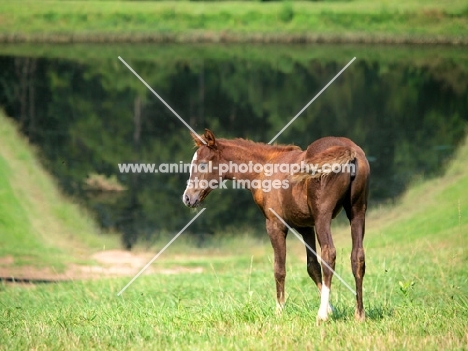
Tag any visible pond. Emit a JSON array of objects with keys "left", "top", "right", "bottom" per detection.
[{"left": 0, "top": 44, "right": 467, "bottom": 247}]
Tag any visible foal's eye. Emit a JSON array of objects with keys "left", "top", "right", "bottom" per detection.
[{"left": 199, "top": 162, "right": 207, "bottom": 171}]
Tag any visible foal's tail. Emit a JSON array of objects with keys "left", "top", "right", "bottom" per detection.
[{"left": 291, "top": 146, "right": 357, "bottom": 182}]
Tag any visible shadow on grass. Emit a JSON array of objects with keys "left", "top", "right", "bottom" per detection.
[
  {"left": 330, "top": 303, "right": 395, "bottom": 322},
  {"left": 0, "top": 277, "right": 67, "bottom": 285}
]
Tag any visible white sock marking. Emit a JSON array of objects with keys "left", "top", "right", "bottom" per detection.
[{"left": 317, "top": 284, "right": 330, "bottom": 321}]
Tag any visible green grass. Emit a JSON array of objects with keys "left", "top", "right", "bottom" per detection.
[
  {"left": 0, "top": 0, "right": 467, "bottom": 43},
  {"left": 0, "top": 231, "right": 466, "bottom": 350},
  {"left": 0, "top": 111, "right": 117, "bottom": 269},
  {"left": 1, "top": 118, "right": 467, "bottom": 348}
]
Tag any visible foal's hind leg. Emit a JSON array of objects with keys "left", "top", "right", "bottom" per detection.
[
  {"left": 344, "top": 193, "right": 367, "bottom": 321},
  {"left": 266, "top": 218, "right": 288, "bottom": 312},
  {"left": 297, "top": 227, "right": 322, "bottom": 291},
  {"left": 348, "top": 211, "right": 366, "bottom": 321},
  {"left": 314, "top": 215, "right": 336, "bottom": 322},
  {"left": 298, "top": 227, "right": 334, "bottom": 317}
]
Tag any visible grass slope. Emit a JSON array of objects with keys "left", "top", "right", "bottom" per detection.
[
  {"left": 0, "top": 111, "right": 116, "bottom": 270},
  {"left": 1, "top": 126, "right": 467, "bottom": 348},
  {"left": 0, "top": 0, "right": 467, "bottom": 43}
]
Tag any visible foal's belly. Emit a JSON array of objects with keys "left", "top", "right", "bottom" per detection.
[{"left": 281, "top": 182, "right": 315, "bottom": 227}]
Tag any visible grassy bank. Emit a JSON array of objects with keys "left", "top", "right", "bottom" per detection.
[
  {"left": 0, "top": 111, "right": 116, "bottom": 270},
  {"left": 1, "top": 126, "right": 467, "bottom": 348},
  {"left": 0, "top": 0, "right": 467, "bottom": 44}
]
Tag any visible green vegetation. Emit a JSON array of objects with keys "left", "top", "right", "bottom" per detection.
[
  {"left": 0, "top": 111, "right": 116, "bottom": 269},
  {"left": 1, "top": 120, "right": 467, "bottom": 349},
  {"left": 1, "top": 42, "right": 468, "bottom": 64},
  {"left": 0, "top": 0, "right": 467, "bottom": 43},
  {"left": 1, "top": 44, "right": 467, "bottom": 240}
]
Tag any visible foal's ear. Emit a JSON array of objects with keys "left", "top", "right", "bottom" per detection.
[
  {"left": 190, "top": 131, "right": 205, "bottom": 147},
  {"left": 204, "top": 129, "right": 217, "bottom": 149}
]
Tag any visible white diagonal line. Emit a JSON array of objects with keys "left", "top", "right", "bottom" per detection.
[
  {"left": 269, "top": 208, "right": 356, "bottom": 295},
  {"left": 268, "top": 57, "right": 356, "bottom": 144},
  {"left": 118, "top": 56, "right": 206, "bottom": 145},
  {"left": 117, "top": 208, "right": 206, "bottom": 296}
]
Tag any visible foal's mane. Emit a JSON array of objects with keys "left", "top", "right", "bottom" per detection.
[{"left": 219, "top": 138, "right": 301, "bottom": 153}]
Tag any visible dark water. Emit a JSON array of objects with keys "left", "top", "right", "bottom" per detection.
[{"left": 1, "top": 44, "right": 467, "bottom": 247}]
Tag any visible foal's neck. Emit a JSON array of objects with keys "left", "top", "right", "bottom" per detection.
[{"left": 218, "top": 139, "right": 283, "bottom": 181}]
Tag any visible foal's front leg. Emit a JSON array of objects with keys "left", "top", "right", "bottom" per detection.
[{"left": 266, "top": 218, "right": 288, "bottom": 312}]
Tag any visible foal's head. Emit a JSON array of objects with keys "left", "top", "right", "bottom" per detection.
[{"left": 182, "top": 129, "right": 222, "bottom": 208}]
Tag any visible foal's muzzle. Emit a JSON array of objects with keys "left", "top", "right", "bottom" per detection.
[{"left": 182, "top": 191, "right": 204, "bottom": 208}]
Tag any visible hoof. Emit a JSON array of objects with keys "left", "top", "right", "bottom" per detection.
[
  {"left": 316, "top": 314, "right": 329, "bottom": 325},
  {"left": 316, "top": 309, "right": 330, "bottom": 325},
  {"left": 355, "top": 310, "right": 366, "bottom": 322},
  {"left": 275, "top": 302, "right": 284, "bottom": 315}
]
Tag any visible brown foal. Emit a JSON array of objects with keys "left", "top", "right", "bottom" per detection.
[{"left": 182, "top": 129, "right": 370, "bottom": 322}]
